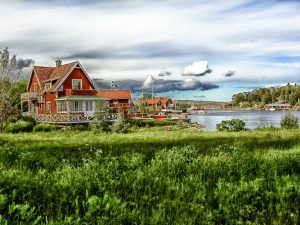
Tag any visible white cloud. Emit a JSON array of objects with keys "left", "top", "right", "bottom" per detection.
[
  {"left": 183, "top": 61, "right": 211, "bottom": 76},
  {"left": 143, "top": 75, "right": 155, "bottom": 88}
]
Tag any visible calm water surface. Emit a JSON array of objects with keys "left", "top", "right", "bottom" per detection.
[{"left": 188, "top": 110, "right": 300, "bottom": 131}]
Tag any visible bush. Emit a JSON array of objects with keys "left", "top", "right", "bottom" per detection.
[
  {"left": 5, "top": 120, "right": 34, "bottom": 133},
  {"left": 21, "top": 116, "right": 36, "bottom": 126},
  {"left": 280, "top": 111, "right": 299, "bottom": 129},
  {"left": 33, "top": 124, "right": 58, "bottom": 132},
  {"left": 89, "top": 100, "right": 112, "bottom": 132},
  {"left": 73, "top": 124, "right": 89, "bottom": 131},
  {"left": 216, "top": 119, "right": 246, "bottom": 132},
  {"left": 128, "top": 119, "right": 176, "bottom": 127},
  {"left": 112, "top": 113, "right": 130, "bottom": 133}
]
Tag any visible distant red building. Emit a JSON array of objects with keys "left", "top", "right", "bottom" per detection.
[{"left": 97, "top": 90, "right": 133, "bottom": 112}]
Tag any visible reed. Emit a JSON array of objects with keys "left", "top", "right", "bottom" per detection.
[{"left": 0, "top": 129, "right": 299, "bottom": 224}]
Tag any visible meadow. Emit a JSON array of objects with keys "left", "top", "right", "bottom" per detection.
[{"left": 0, "top": 127, "right": 300, "bottom": 224}]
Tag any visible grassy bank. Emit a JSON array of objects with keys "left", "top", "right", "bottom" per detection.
[{"left": 0, "top": 129, "right": 300, "bottom": 224}]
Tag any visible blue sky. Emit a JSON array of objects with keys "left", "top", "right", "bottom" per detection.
[{"left": 1, "top": 0, "right": 300, "bottom": 101}]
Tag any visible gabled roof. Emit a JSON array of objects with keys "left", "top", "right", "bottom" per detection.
[
  {"left": 97, "top": 90, "right": 132, "bottom": 99},
  {"left": 160, "top": 97, "right": 171, "bottom": 104},
  {"left": 146, "top": 98, "right": 161, "bottom": 105},
  {"left": 28, "top": 61, "right": 96, "bottom": 93}
]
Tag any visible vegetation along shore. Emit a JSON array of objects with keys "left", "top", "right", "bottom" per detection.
[{"left": 1, "top": 124, "right": 300, "bottom": 224}]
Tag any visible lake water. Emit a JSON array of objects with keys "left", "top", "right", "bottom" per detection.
[{"left": 188, "top": 110, "right": 300, "bottom": 131}]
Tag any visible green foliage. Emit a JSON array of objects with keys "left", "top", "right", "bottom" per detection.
[
  {"left": 0, "top": 47, "right": 24, "bottom": 132},
  {"left": 5, "top": 120, "right": 34, "bottom": 133},
  {"left": 281, "top": 111, "right": 299, "bottom": 129},
  {"left": 73, "top": 124, "right": 89, "bottom": 131},
  {"left": 9, "top": 80, "right": 27, "bottom": 110},
  {"left": 89, "top": 100, "right": 112, "bottom": 132},
  {"left": 21, "top": 115, "right": 36, "bottom": 126},
  {"left": 1, "top": 130, "right": 300, "bottom": 223},
  {"left": 179, "top": 103, "right": 191, "bottom": 110},
  {"left": 216, "top": 119, "right": 246, "bottom": 132},
  {"left": 128, "top": 118, "right": 176, "bottom": 127},
  {"left": 112, "top": 113, "right": 130, "bottom": 133},
  {"left": 33, "top": 123, "right": 58, "bottom": 132},
  {"left": 232, "top": 83, "right": 300, "bottom": 106}
]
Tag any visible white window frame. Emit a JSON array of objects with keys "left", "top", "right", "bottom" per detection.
[
  {"left": 46, "top": 101, "right": 51, "bottom": 113},
  {"left": 70, "top": 101, "right": 83, "bottom": 112},
  {"left": 34, "top": 83, "right": 38, "bottom": 92},
  {"left": 72, "top": 79, "right": 82, "bottom": 90},
  {"left": 85, "top": 100, "right": 93, "bottom": 112},
  {"left": 45, "top": 82, "right": 51, "bottom": 91},
  {"left": 56, "top": 101, "right": 67, "bottom": 113}
]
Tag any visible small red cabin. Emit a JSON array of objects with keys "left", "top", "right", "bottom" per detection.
[{"left": 97, "top": 90, "right": 133, "bottom": 113}]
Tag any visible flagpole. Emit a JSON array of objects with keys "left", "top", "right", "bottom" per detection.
[{"left": 152, "top": 78, "right": 154, "bottom": 111}]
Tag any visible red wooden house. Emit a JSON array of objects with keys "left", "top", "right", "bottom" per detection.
[
  {"left": 97, "top": 90, "right": 133, "bottom": 113},
  {"left": 21, "top": 60, "right": 103, "bottom": 123}
]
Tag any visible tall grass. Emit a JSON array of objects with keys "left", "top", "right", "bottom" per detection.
[{"left": 0, "top": 129, "right": 300, "bottom": 224}]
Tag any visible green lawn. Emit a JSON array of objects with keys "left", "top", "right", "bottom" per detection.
[{"left": 0, "top": 129, "right": 300, "bottom": 224}]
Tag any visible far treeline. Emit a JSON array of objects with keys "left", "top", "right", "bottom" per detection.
[{"left": 232, "top": 83, "right": 300, "bottom": 106}]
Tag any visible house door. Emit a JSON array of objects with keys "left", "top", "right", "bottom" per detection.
[{"left": 84, "top": 101, "right": 94, "bottom": 118}]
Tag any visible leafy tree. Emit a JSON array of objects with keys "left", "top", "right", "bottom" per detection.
[
  {"left": 216, "top": 119, "right": 246, "bottom": 132},
  {"left": 112, "top": 112, "right": 130, "bottom": 133},
  {"left": 0, "top": 47, "right": 23, "bottom": 132},
  {"left": 232, "top": 83, "right": 300, "bottom": 106},
  {"left": 89, "top": 100, "right": 111, "bottom": 132},
  {"left": 280, "top": 111, "right": 299, "bottom": 129}
]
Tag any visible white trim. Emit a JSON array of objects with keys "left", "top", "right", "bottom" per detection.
[
  {"left": 27, "top": 67, "right": 41, "bottom": 90},
  {"left": 46, "top": 101, "right": 51, "bottom": 113},
  {"left": 72, "top": 79, "right": 82, "bottom": 90},
  {"left": 53, "top": 61, "right": 97, "bottom": 92},
  {"left": 76, "top": 61, "right": 97, "bottom": 90},
  {"left": 52, "top": 62, "right": 78, "bottom": 92},
  {"left": 33, "top": 83, "right": 38, "bottom": 92}
]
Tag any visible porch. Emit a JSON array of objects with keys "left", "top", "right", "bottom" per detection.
[{"left": 30, "top": 112, "right": 118, "bottom": 124}]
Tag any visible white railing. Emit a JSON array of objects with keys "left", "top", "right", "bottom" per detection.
[
  {"left": 33, "top": 113, "right": 119, "bottom": 124},
  {"left": 21, "top": 92, "right": 37, "bottom": 100}
]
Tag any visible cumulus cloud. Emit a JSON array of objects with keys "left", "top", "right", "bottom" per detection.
[
  {"left": 158, "top": 70, "right": 172, "bottom": 76},
  {"left": 94, "top": 78, "right": 219, "bottom": 93},
  {"left": 143, "top": 75, "right": 155, "bottom": 88},
  {"left": 17, "top": 58, "right": 34, "bottom": 70},
  {"left": 183, "top": 61, "right": 212, "bottom": 76},
  {"left": 224, "top": 70, "right": 236, "bottom": 77}
]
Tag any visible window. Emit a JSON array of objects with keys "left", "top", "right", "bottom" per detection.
[
  {"left": 85, "top": 101, "right": 93, "bottom": 111},
  {"left": 70, "top": 101, "right": 83, "bottom": 112},
  {"left": 45, "top": 82, "right": 51, "bottom": 91},
  {"left": 34, "top": 83, "right": 38, "bottom": 92},
  {"left": 72, "top": 79, "right": 82, "bottom": 90},
  {"left": 58, "top": 85, "right": 63, "bottom": 91},
  {"left": 46, "top": 102, "right": 51, "bottom": 113},
  {"left": 56, "top": 101, "right": 67, "bottom": 112}
]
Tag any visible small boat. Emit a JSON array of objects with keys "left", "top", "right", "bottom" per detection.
[
  {"left": 269, "top": 107, "right": 276, "bottom": 112},
  {"left": 153, "top": 114, "right": 167, "bottom": 119},
  {"left": 187, "top": 106, "right": 206, "bottom": 115},
  {"left": 189, "top": 110, "right": 206, "bottom": 115}
]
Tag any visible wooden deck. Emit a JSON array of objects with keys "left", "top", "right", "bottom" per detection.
[{"left": 29, "top": 113, "right": 119, "bottom": 124}]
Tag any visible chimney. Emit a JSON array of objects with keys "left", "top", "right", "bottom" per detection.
[{"left": 55, "top": 59, "right": 62, "bottom": 67}]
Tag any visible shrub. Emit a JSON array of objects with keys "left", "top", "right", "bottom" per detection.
[
  {"left": 89, "top": 100, "right": 112, "bottom": 132},
  {"left": 5, "top": 120, "right": 34, "bottom": 133},
  {"left": 73, "top": 124, "right": 89, "bottom": 131},
  {"left": 280, "top": 111, "right": 299, "bottom": 129},
  {"left": 128, "top": 119, "right": 176, "bottom": 127},
  {"left": 33, "top": 124, "right": 58, "bottom": 132},
  {"left": 112, "top": 113, "right": 130, "bottom": 133},
  {"left": 21, "top": 116, "right": 36, "bottom": 126},
  {"left": 216, "top": 119, "right": 246, "bottom": 132}
]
